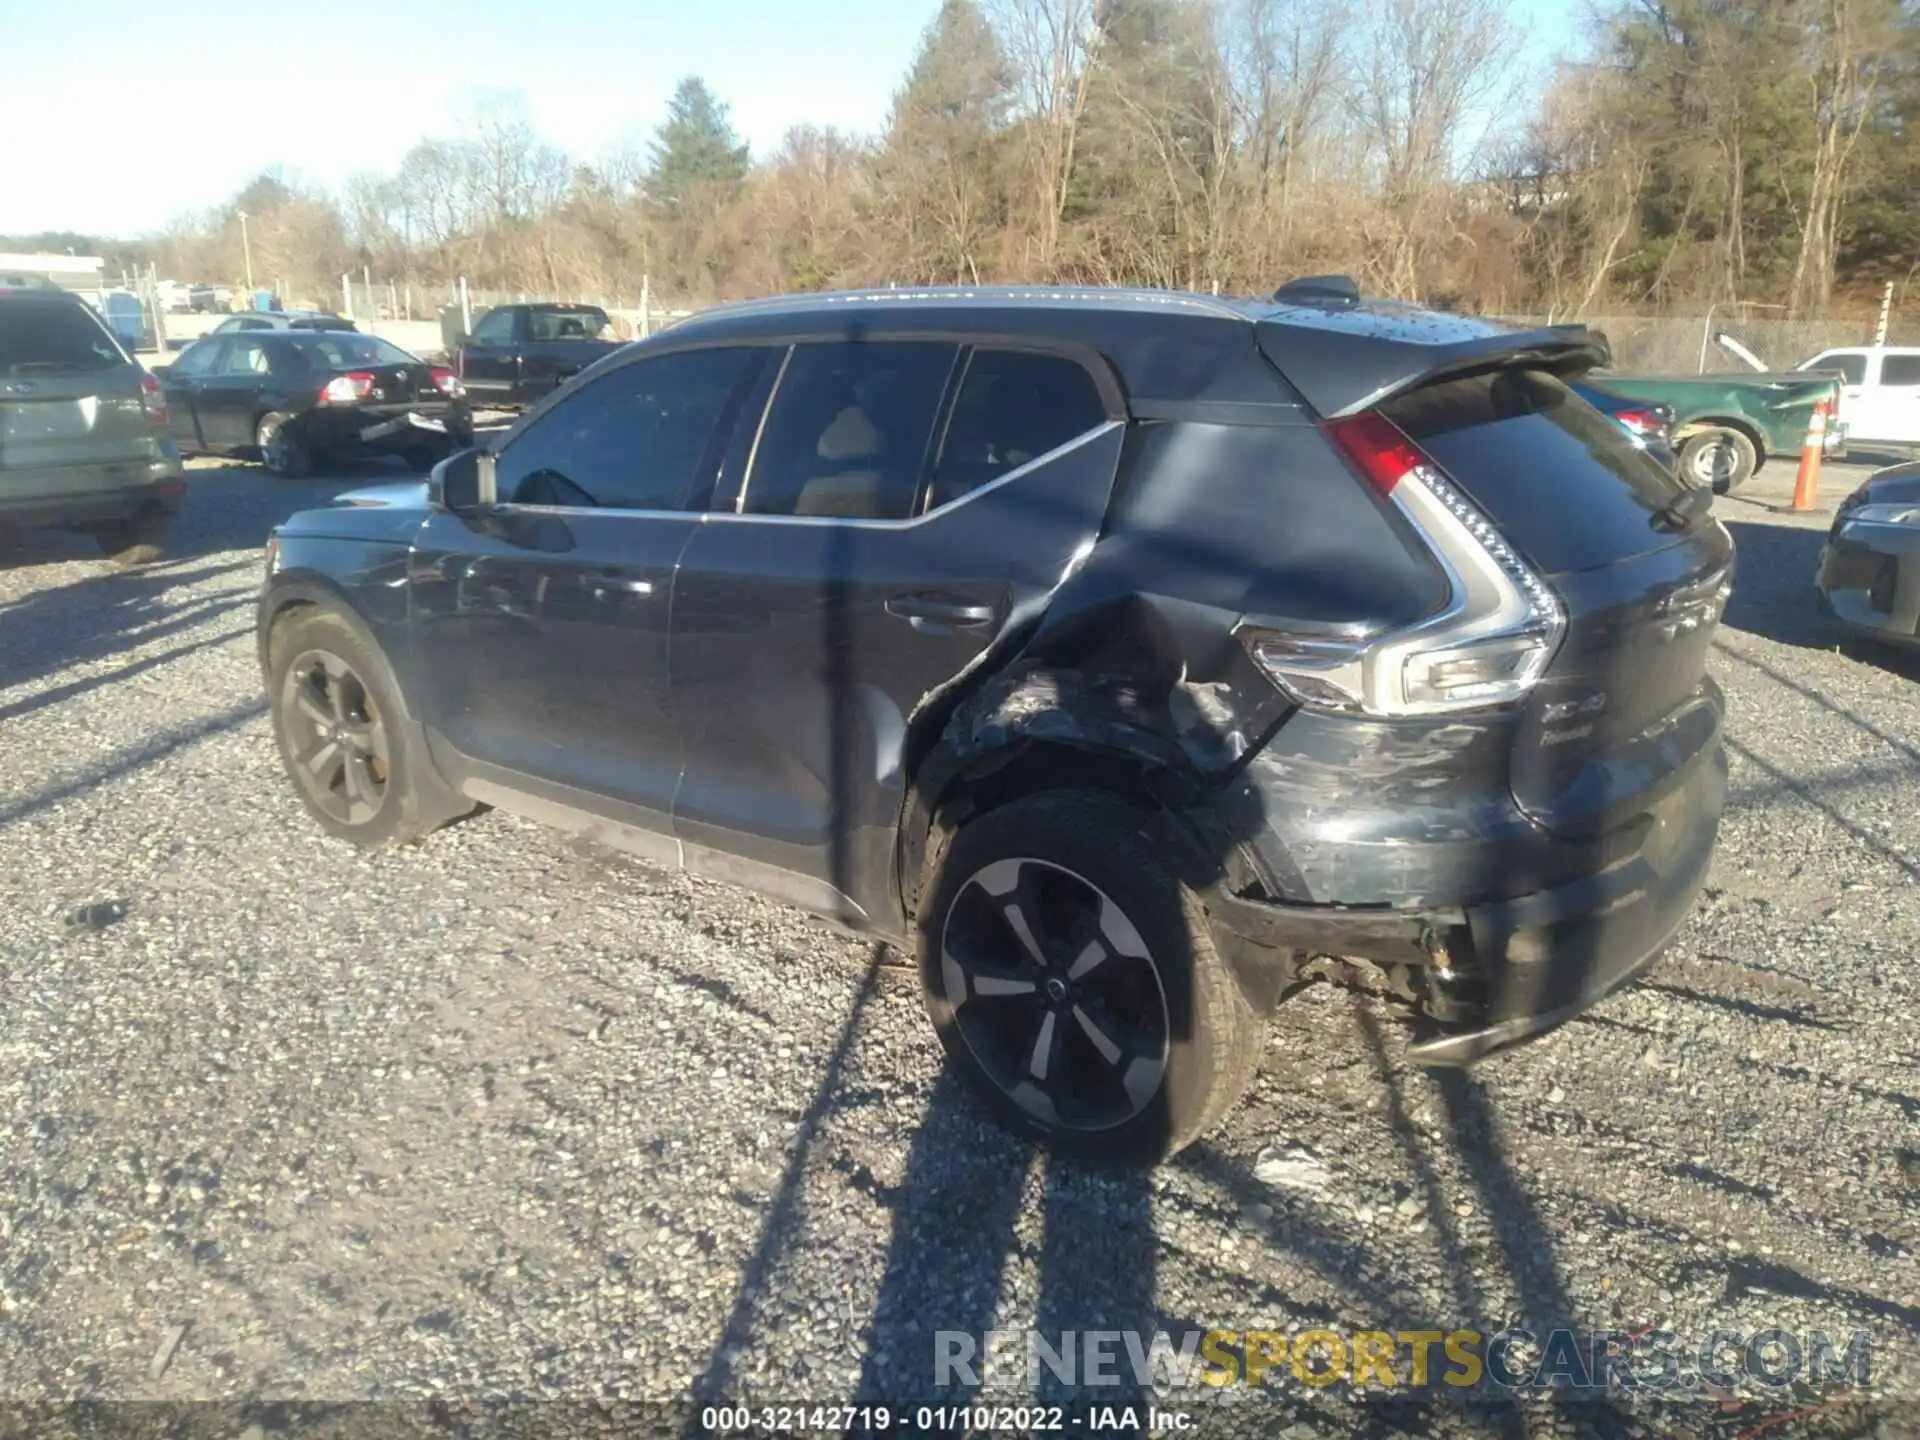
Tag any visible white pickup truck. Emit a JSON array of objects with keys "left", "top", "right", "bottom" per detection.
[{"left": 1797, "top": 345, "right": 1920, "bottom": 451}]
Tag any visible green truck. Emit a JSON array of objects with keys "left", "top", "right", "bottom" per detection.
[{"left": 1590, "top": 368, "right": 1843, "bottom": 492}]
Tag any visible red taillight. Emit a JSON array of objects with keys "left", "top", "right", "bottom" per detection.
[
  {"left": 1323, "top": 411, "right": 1423, "bottom": 495},
  {"left": 430, "top": 365, "right": 464, "bottom": 399},
  {"left": 319, "top": 371, "right": 376, "bottom": 405},
  {"left": 139, "top": 371, "right": 167, "bottom": 426},
  {"left": 1615, "top": 408, "right": 1660, "bottom": 435}
]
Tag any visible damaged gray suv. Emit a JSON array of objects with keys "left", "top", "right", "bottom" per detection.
[{"left": 259, "top": 279, "right": 1732, "bottom": 1163}]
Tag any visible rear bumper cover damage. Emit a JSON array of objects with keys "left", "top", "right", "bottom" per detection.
[
  {"left": 1203, "top": 737, "right": 1727, "bottom": 1066},
  {"left": 311, "top": 402, "right": 473, "bottom": 453}
]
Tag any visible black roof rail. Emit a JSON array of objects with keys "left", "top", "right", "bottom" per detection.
[{"left": 1271, "top": 274, "right": 1360, "bottom": 308}]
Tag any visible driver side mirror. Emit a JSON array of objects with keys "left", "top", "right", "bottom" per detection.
[{"left": 429, "top": 446, "right": 497, "bottom": 514}]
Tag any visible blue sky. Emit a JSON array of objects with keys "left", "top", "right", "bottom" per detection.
[{"left": 0, "top": 0, "right": 1581, "bottom": 239}]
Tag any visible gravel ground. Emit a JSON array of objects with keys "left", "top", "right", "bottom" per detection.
[{"left": 0, "top": 453, "right": 1916, "bottom": 1439}]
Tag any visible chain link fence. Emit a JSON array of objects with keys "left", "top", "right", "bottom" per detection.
[
  {"left": 1504, "top": 314, "right": 1919, "bottom": 374},
  {"left": 169, "top": 274, "right": 1920, "bottom": 373}
]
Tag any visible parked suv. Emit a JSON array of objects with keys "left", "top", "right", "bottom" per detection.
[
  {"left": 1, "top": 290, "right": 185, "bottom": 564},
  {"left": 258, "top": 281, "right": 1732, "bottom": 1162}
]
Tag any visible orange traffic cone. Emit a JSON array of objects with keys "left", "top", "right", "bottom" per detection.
[{"left": 1791, "top": 397, "right": 1829, "bottom": 511}]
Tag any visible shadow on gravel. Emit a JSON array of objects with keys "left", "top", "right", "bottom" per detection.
[
  {"left": 1718, "top": 519, "right": 1830, "bottom": 648},
  {"left": 0, "top": 625, "right": 253, "bottom": 727},
  {"left": 1715, "top": 637, "right": 1920, "bottom": 762},
  {"left": 0, "top": 695, "right": 266, "bottom": 830},
  {"left": 1723, "top": 735, "right": 1920, "bottom": 884},
  {"left": 0, "top": 559, "right": 256, "bottom": 697},
  {"left": 0, "top": 461, "right": 397, "bottom": 574},
  {"left": 685, "top": 947, "right": 888, "bottom": 1425},
  {"left": 844, "top": 1067, "right": 1160, "bottom": 1417}
]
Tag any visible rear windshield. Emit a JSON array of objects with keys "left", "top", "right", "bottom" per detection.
[
  {"left": 0, "top": 299, "right": 126, "bottom": 375},
  {"left": 529, "top": 308, "right": 610, "bottom": 342},
  {"left": 1383, "top": 368, "right": 1688, "bottom": 575},
  {"left": 285, "top": 333, "right": 418, "bottom": 369}
]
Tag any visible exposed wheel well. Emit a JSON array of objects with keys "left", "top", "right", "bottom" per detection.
[{"left": 904, "top": 739, "right": 1235, "bottom": 920}]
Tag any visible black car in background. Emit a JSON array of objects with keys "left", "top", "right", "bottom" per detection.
[
  {"left": 452, "top": 302, "right": 624, "bottom": 407},
  {"left": 259, "top": 281, "right": 1732, "bottom": 1163},
  {"left": 1572, "top": 378, "right": 1678, "bottom": 474},
  {"left": 160, "top": 330, "right": 472, "bottom": 476},
  {"left": 208, "top": 310, "right": 359, "bottom": 335}
]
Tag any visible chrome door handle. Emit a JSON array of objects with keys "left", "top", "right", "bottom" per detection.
[
  {"left": 584, "top": 574, "right": 655, "bottom": 598},
  {"left": 885, "top": 593, "right": 995, "bottom": 628}
]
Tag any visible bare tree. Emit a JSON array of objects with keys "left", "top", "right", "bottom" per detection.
[
  {"left": 1351, "top": 0, "right": 1518, "bottom": 298},
  {"left": 989, "top": 0, "right": 1107, "bottom": 273},
  {"left": 1784, "top": 0, "right": 1900, "bottom": 316}
]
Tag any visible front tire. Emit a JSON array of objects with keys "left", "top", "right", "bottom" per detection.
[
  {"left": 917, "top": 790, "right": 1264, "bottom": 1165},
  {"left": 1679, "top": 427, "right": 1757, "bottom": 493},
  {"left": 267, "top": 607, "right": 458, "bottom": 848},
  {"left": 257, "top": 412, "right": 314, "bottom": 478}
]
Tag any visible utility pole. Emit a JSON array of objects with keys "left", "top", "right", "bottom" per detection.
[
  {"left": 1873, "top": 281, "right": 1895, "bottom": 347},
  {"left": 237, "top": 211, "right": 255, "bottom": 296}
]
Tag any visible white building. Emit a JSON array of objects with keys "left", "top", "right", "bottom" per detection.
[{"left": 0, "top": 252, "right": 107, "bottom": 293}]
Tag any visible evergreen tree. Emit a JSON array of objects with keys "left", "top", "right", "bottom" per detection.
[
  {"left": 648, "top": 77, "right": 750, "bottom": 206},
  {"left": 891, "top": 0, "right": 1012, "bottom": 131},
  {"left": 880, "top": 0, "right": 1013, "bottom": 282}
]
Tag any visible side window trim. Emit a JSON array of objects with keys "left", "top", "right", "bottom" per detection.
[
  {"left": 919, "top": 342, "right": 1113, "bottom": 518},
  {"left": 700, "top": 419, "right": 1124, "bottom": 530},
  {"left": 730, "top": 339, "right": 963, "bottom": 520},
  {"left": 716, "top": 345, "right": 792, "bottom": 514},
  {"left": 919, "top": 345, "right": 982, "bottom": 517}
]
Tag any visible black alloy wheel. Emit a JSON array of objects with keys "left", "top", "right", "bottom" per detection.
[
  {"left": 938, "top": 855, "right": 1171, "bottom": 1133},
  {"left": 277, "top": 648, "right": 391, "bottom": 826}
]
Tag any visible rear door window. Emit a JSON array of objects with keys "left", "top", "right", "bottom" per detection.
[
  {"left": 1878, "top": 354, "right": 1920, "bottom": 387},
  {"left": 170, "top": 338, "right": 225, "bottom": 376},
  {"left": 1383, "top": 368, "right": 1688, "bottom": 575},
  {"left": 740, "top": 341, "right": 958, "bottom": 519},
  {"left": 529, "top": 309, "right": 610, "bottom": 342},
  {"left": 930, "top": 348, "right": 1109, "bottom": 510},
  {"left": 0, "top": 300, "right": 125, "bottom": 374},
  {"left": 222, "top": 336, "right": 271, "bottom": 376}
]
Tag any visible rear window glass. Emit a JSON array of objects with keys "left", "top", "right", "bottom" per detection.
[
  {"left": 1807, "top": 352, "right": 1867, "bottom": 386},
  {"left": 287, "top": 333, "right": 417, "bottom": 368},
  {"left": 1383, "top": 369, "right": 1687, "bottom": 575},
  {"left": 1880, "top": 354, "right": 1920, "bottom": 386},
  {"left": 0, "top": 300, "right": 125, "bottom": 375},
  {"left": 529, "top": 308, "right": 610, "bottom": 342}
]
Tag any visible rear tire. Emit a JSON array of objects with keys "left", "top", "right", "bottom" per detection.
[
  {"left": 1679, "top": 427, "right": 1758, "bottom": 494},
  {"left": 917, "top": 789, "right": 1264, "bottom": 1166},
  {"left": 257, "top": 412, "right": 314, "bottom": 478},
  {"left": 88, "top": 509, "right": 171, "bottom": 567}
]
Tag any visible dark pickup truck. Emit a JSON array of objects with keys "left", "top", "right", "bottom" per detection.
[{"left": 452, "top": 303, "right": 624, "bottom": 407}]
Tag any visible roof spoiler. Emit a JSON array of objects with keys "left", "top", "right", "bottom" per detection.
[
  {"left": 1256, "top": 307, "right": 1611, "bottom": 419},
  {"left": 1271, "top": 274, "right": 1360, "bottom": 309}
]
